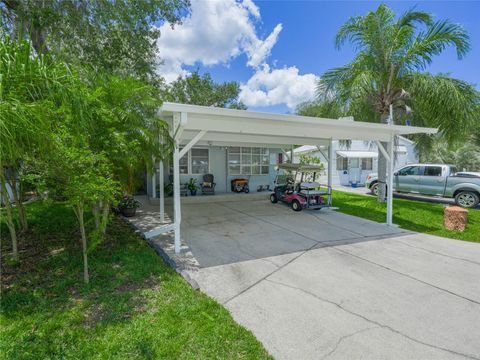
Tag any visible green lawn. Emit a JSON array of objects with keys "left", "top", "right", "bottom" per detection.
[
  {"left": 1, "top": 201, "right": 271, "bottom": 359},
  {"left": 333, "top": 190, "right": 480, "bottom": 243}
]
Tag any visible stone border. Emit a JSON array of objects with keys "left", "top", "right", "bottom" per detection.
[{"left": 121, "top": 215, "right": 200, "bottom": 289}]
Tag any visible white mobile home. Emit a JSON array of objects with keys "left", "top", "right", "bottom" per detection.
[{"left": 293, "top": 137, "right": 418, "bottom": 186}]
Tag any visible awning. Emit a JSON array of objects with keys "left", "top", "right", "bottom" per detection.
[
  {"left": 336, "top": 151, "right": 378, "bottom": 158},
  {"left": 337, "top": 146, "right": 407, "bottom": 158}
]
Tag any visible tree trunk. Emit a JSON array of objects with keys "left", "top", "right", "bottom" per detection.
[
  {"left": 74, "top": 203, "right": 89, "bottom": 284},
  {"left": 92, "top": 202, "right": 100, "bottom": 229},
  {"left": 99, "top": 201, "right": 110, "bottom": 235},
  {"left": 1, "top": 177, "right": 18, "bottom": 261},
  {"left": 377, "top": 113, "right": 390, "bottom": 203},
  {"left": 9, "top": 171, "right": 27, "bottom": 232}
]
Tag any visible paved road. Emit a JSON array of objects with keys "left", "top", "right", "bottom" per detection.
[{"left": 186, "top": 201, "right": 480, "bottom": 360}]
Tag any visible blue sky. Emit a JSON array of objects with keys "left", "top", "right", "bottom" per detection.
[{"left": 157, "top": 1, "right": 480, "bottom": 114}]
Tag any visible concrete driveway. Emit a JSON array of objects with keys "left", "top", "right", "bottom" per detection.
[{"left": 184, "top": 200, "right": 480, "bottom": 360}]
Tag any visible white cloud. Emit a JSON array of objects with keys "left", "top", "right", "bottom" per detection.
[
  {"left": 239, "top": 65, "right": 319, "bottom": 109},
  {"left": 157, "top": 0, "right": 319, "bottom": 110},
  {"left": 156, "top": 0, "right": 282, "bottom": 82},
  {"left": 246, "top": 23, "right": 282, "bottom": 68}
]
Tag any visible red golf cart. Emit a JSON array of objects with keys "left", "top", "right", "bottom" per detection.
[{"left": 270, "top": 163, "right": 332, "bottom": 211}]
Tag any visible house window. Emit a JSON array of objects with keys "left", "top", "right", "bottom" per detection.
[
  {"left": 361, "top": 158, "right": 373, "bottom": 170},
  {"left": 177, "top": 147, "right": 209, "bottom": 174},
  {"left": 336, "top": 156, "right": 348, "bottom": 170},
  {"left": 228, "top": 147, "right": 269, "bottom": 175}
]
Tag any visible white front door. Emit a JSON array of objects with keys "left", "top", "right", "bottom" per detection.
[{"left": 349, "top": 158, "right": 360, "bottom": 184}]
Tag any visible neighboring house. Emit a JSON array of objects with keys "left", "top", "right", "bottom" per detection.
[
  {"left": 293, "top": 136, "right": 418, "bottom": 186},
  {"left": 146, "top": 146, "right": 285, "bottom": 195}
]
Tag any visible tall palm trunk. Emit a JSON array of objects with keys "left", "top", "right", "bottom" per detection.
[
  {"left": 377, "top": 113, "right": 390, "bottom": 203},
  {"left": 0, "top": 174, "right": 18, "bottom": 261}
]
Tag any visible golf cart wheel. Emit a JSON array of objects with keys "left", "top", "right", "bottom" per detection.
[
  {"left": 291, "top": 200, "right": 302, "bottom": 212},
  {"left": 455, "top": 191, "right": 479, "bottom": 208},
  {"left": 244, "top": 187, "right": 250, "bottom": 193},
  {"left": 270, "top": 194, "right": 278, "bottom": 203}
]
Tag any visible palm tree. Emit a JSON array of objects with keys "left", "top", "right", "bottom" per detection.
[{"left": 320, "top": 5, "right": 479, "bottom": 202}]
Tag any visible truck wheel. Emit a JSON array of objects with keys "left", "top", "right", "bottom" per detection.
[
  {"left": 291, "top": 200, "right": 302, "bottom": 212},
  {"left": 455, "top": 191, "right": 479, "bottom": 208},
  {"left": 270, "top": 194, "right": 278, "bottom": 203}
]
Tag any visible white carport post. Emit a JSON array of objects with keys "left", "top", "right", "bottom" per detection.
[
  {"left": 375, "top": 138, "right": 395, "bottom": 226},
  {"left": 172, "top": 112, "right": 186, "bottom": 254},
  {"left": 386, "top": 133, "right": 395, "bottom": 226},
  {"left": 328, "top": 138, "right": 334, "bottom": 206},
  {"left": 151, "top": 157, "right": 156, "bottom": 199},
  {"left": 158, "top": 159, "right": 165, "bottom": 223},
  {"left": 171, "top": 112, "right": 207, "bottom": 254},
  {"left": 158, "top": 133, "right": 165, "bottom": 223}
]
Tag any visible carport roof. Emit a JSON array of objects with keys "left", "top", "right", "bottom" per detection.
[{"left": 159, "top": 102, "right": 437, "bottom": 147}]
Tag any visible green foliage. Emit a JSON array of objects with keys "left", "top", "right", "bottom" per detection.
[
  {"left": 299, "top": 154, "right": 323, "bottom": 167},
  {"left": 1, "top": 0, "right": 190, "bottom": 80},
  {"left": 0, "top": 201, "right": 271, "bottom": 359},
  {"left": 320, "top": 4, "right": 479, "bottom": 147},
  {"left": 296, "top": 98, "right": 346, "bottom": 119},
  {"left": 163, "top": 71, "right": 247, "bottom": 109},
  {"left": 187, "top": 177, "right": 198, "bottom": 191},
  {"left": 420, "top": 137, "right": 480, "bottom": 171},
  {"left": 0, "top": 36, "right": 64, "bottom": 167},
  {"left": 0, "top": 35, "right": 168, "bottom": 281}
]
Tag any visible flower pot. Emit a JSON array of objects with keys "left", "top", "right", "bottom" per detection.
[
  {"left": 121, "top": 207, "right": 137, "bottom": 217},
  {"left": 190, "top": 190, "right": 197, "bottom": 196}
]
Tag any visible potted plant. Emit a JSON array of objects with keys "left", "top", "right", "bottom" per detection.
[
  {"left": 187, "top": 178, "right": 199, "bottom": 196},
  {"left": 118, "top": 196, "right": 141, "bottom": 217}
]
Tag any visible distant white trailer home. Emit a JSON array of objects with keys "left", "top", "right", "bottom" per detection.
[{"left": 293, "top": 136, "right": 418, "bottom": 187}]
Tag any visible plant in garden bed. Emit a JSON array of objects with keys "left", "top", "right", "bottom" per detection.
[{"left": 118, "top": 196, "right": 141, "bottom": 217}]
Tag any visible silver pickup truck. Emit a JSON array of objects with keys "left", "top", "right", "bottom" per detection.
[{"left": 366, "top": 164, "right": 480, "bottom": 208}]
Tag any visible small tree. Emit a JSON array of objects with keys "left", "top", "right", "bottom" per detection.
[{"left": 54, "top": 146, "right": 118, "bottom": 284}]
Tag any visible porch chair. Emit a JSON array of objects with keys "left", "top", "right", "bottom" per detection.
[{"left": 201, "top": 174, "right": 216, "bottom": 195}]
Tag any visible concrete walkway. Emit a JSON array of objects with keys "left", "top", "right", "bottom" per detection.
[{"left": 183, "top": 201, "right": 480, "bottom": 360}]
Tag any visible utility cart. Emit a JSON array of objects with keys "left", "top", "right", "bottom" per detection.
[{"left": 270, "top": 163, "right": 332, "bottom": 211}]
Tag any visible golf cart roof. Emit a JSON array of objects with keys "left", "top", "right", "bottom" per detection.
[{"left": 276, "top": 163, "right": 324, "bottom": 172}]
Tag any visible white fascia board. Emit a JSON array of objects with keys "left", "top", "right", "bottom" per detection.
[
  {"left": 183, "top": 114, "right": 395, "bottom": 142},
  {"left": 160, "top": 102, "right": 438, "bottom": 137}
]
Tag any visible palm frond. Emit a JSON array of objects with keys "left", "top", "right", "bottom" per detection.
[
  {"left": 397, "top": 8, "right": 433, "bottom": 28},
  {"left": 406, "top": 73, "right": 479, "bottom": 143},
  {"left": 401, "top": 20, "right": 470, "bottom": 71}
]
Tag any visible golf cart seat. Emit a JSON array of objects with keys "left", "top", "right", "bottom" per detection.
[
  {"left": 300, "top": 181, "right": 320, "bottom": 189},
  {"left": 201, "top": 174, "right": 216, "bottom": 195},
  {"left": 299, "top": 181, "right": 327, "bottom": 196}
]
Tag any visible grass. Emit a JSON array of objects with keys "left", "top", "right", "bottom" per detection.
[
  {"left": 1, "top": 201, "right": 271, "bottom": 359},
  {"left": 333, "top": 190, "right": 480, "bottom": 243}
]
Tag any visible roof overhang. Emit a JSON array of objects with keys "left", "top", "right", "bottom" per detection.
[{"left": 159, "top": 102, "right": 437, "bottom": 146}]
